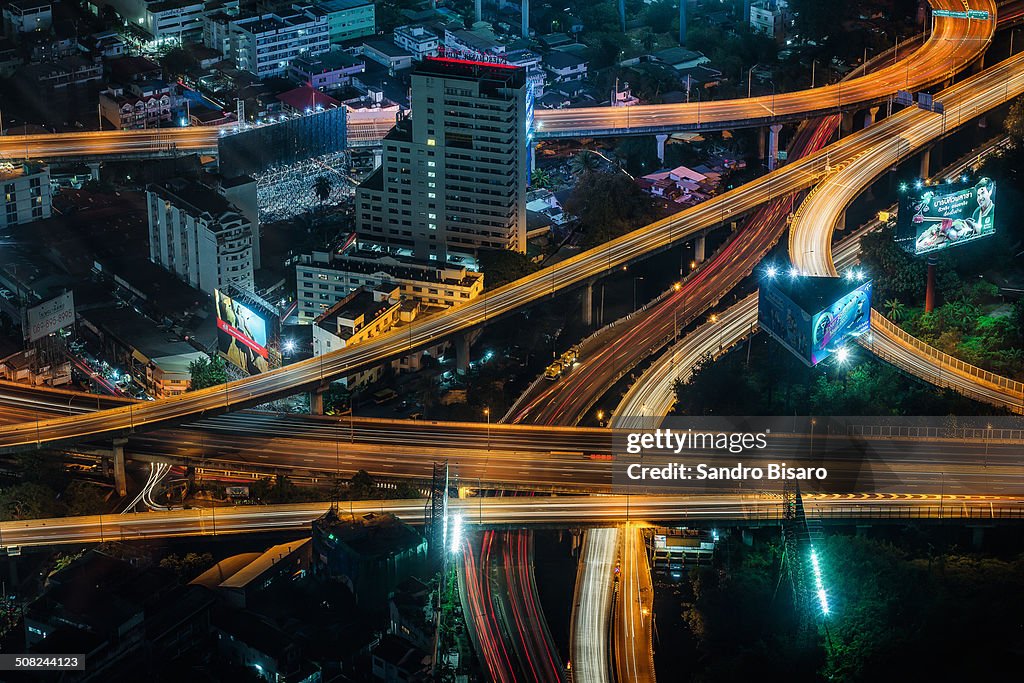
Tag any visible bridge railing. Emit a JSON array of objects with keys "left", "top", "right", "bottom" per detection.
[
  {"left": 846, "top": 424, "right": 1024, "bottom": 441},
  {"left": 740, "top": 501, "right": 1024, "bottom": 522},
  {"left": 871, "top": 311, "right": 1024, "bottom": 396}
]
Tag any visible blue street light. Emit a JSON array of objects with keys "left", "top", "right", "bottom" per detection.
[
  {"left": 810, "top": 547, "right": 830, "bottom": 615},
  {"left": 449, "top": 513, "right": 463, "bottom": 555},
  {"left": 789, "top": 267, "right": 800, "bottom": 278},
  {"left": 765, "top": 265, "right": 778, "bottom": 279}
]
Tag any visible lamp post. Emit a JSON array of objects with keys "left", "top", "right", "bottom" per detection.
[
  {"left": 633, "top": 276, "right": 645, "bottom": 312},
  {"left": 484, "top": 407, "right": 491, "bottom": 450}
]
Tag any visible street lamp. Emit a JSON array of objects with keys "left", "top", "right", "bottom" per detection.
[
  {"left": 484, "top": 407, "right": 491, "bottom": 450},
  {"left": 633, "top": 276, "right": 645, "bottom": 312},
  {"left": 596, "top": 409, "right": 604, "bottom": 426}
]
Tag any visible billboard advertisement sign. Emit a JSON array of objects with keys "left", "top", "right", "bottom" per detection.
[
  {"left": 759, "top": 276, "right": 872, "bottom": 366},
  {"left": 810, "top": 280, "right": 872, "bottom": 365},
  {"left": 215, "top": 289, "right": 270, "bottom": 374},
  {"left": 758, "top": 281, "right": 813, "bottom": 364},
  {"left": 898, "top": 178, "right": 996, "bottom": 255},
  {"left": 26, "top": 291, "right": 75, "bottom": 342}
]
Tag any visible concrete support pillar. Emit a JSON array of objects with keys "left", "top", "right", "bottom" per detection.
[
  {"left": 835, "top": 210, "right": 846, "bottom": 231},
  {"left": 455, "top": 333, "right": 471, "bottom": 374},
  {"left": 767, "top": 124, "right": 782, "bottom": 171},
  {"left": 112, "top": 438, "right": 127, "bottom": 498},
  {"left": 87, "top": 162, "right": 101, "bottom": 181},
  {"left": 971, "top": 526, "right": 986, "bottom": 549},
  {"left": 655, "top": 133, "right": 668, "bottom": 164},
  {"left": 694, "top": 233, "right": 706, "bottom": 264},
  {"left": 840, "top": 110, "right": 854, "bottom": 135},
  {"left": 741, "top": 529, "right": 753, "bottom": 546},
  {"left": 475, "top": 0, "right": 482, "bottom": 23},
  {"left": 618, "top": 0, "right": 625, "bottom": 32},
  {"left": 309, "top": 390, "right": 324, "bottom": 415},
  {"left": 678, "top": 0, "right": 686, "bottom": 45},
  {"left": 758, "top": 126, "right": 766, "bottom": 161},
  {"left": 864, "top": 106, "right": 880, "bottom": 128},
  {"left": 919, "top": 144, "right": 932, "bottom": 180},
  {"left": 521, "top": 0, "right": 529, "bottom": 38},
  {"left": 581, "top": 280, "right": 594, "bottom": 326}
]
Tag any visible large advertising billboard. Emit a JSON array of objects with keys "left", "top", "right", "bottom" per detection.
[
  {"left": 26, "top": 291, "right": 74, "bottom": 342},
  {"left": 758, "top": 282, "right": 812, "bottom": 364},
  {"left": 810, "top": 280, "right": 871, "bottom": 365},
  {"left": 215, "top": 289, "right": 270, "bottom": 374},
  {"left": 759, "top": 275, "right": 872, "bottom": 366},
  {"left": 898, "top": 178, "right": 996, "bottom": 255},
  {"left": 218, "top": 106, "right": 347, "bottom": 178}
]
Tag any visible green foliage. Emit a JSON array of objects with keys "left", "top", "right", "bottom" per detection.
[
  {"left": 530, "top": 168, "right": 554, "bottom": 189},
  {"left": 62, "top": 481, "right": 109, "bottom": 516},
  {"left": 568, "top": 150, "right": 603, "bottom": 178},
  {"left": 673, "top": 335, "right": 998, "bottom": 416},
  {"left": 188, "top": 354, "right": 228, "bottom": 391},
  {"left": 1005, "top": 96, "right": 1024, "bottom": 146},
  {"left": 0, "top": 482, "right": 64, "bottom": 521},
  {"left": 477, "top": 248, "right": 541, "bottom": 289},
  {"left": 789, "top": 0, "right": 850, "bottom": 41},
  {"left": 159, "top": 552, "right": 215, "bottom": 581},
  {"left": 883, "top": 298, "right": 905, "bottom": 321},
  {"left": 564, "top": 170, "right": 659, "bottom": 249}
]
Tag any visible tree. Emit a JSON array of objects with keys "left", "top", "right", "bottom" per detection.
[
  {"left": 568, "top": 150, "right": 602, "bottom": 178},
  {"left": 62, "top": 481, "right": 108, "bottom": 516},
  {"left": 477, "top": 248, "right": 541, "bottom": 288},
  {"left": 188, "top": 355, "right": 227, "bottom": 391},
  {"left": 564, "top": 171, "right": 659, "bottom": 248},
  {"left": 789, "top": 0, "right": 849, "bottom": 42},
  {"left": 1005, "top": 96, "right": 1024, "bottom": 146},
  {"left": 884, "top": 298, "right": 906, "bottom": 321},
  {"left": 0, "top": 483, "right": 63, "bottom": 520},
  {"left": 313, "top": 175, "right": 332, "bottom": 214},
  {"left": 531, "top": 168, "right": 554, "bottom": 189}
]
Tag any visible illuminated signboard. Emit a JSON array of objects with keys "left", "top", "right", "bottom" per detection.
[
  {"left": 759, "top": 274, "right": 872, "bottom": 366},
  {"left": 897, "top": 178, "right": 996, "bottom": 255},
  {"left": 215, "top": 289, "right": 270, "bottom": 374}
]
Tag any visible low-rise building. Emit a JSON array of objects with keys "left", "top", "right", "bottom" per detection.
[
  {"left": 360, "top": 39, "right": 413, "bottom": 73},
  {"left": 312, "top": 284, "right": 401, "bottom": 387},
  {"left": 17, "top": 55, "right": 102, "bottom": 89},
  {"left": 276, "top": 82, "right": 342, "bottom": 113},
  {"left": 290, "top": 49, "right": 364, "bottom": 89},
  {"left": 99, "top": 80, "right": 177, "bottom": 130},
  {"left": 443, "top": 26, "right": 504, "bottom": 59},
  {"left": 3, "top": 0, "right": 51, "bottom": 38},
  {"left": 393, "top": 24, "right": 439, "bottom": 60},
  {"left": 296, "top": 245, "right": 483, "bottom": 321},
  {"left": 2, "top": 159, "right": 52, "bottom": 228},
  {"left": 543, "top": 50, "right": 587, "bottom": 84},
  {"left": 750, "top": 0, "right": 786, "bottom": 39},
  {"left": 225, "top": 5, "right": 331, "bottom": 77}
]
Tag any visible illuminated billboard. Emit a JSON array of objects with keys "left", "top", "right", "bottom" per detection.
[
  {"left": 26, "top": 291, "right": 74, "bottom": 342},
  {"left": 897, "top": 178, "right": 996, "bottom": 255},
  {"left": 810, "top": 280, "right": 871, "bottom": 365},
  {"left": 218, "top": 106, "right": 347, "bottom": 178},
  {"left": 759, "top": 274, "right": 872, "bottom": 366},
  {"left": 215, "top": 289, "right": 270, "bottom": 374}
]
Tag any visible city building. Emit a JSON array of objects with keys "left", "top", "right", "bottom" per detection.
[
  {"left": 99, "top": 80, "right": 177, "bottom": 129},
  {"left": 750, "top": 0, "right": 786, "bottom": 39},
  {"left": 443, "top": 26, "right": 505, "bottom": 59},
  {"left": 93, "top": 0, "right": 240, "bottom": 42},
  {"left": 212, "top": 607, "right": 321, "bottom": 683},
  {"left": 192, "top": 539, "right": 312, "bottom": 608},
  {"left": 276, "top": 83, "right": 342, "bottom": 114},
  {"left": 318, "top": 0, "right": 374, "bottom": 44},
  {"left": 223, "top": 5, "right": 330, "bottom": 77},
  {"left": 370, "top": 634, "right": 431, "bottom": 682},
  {"left": 16, "top": 55, "right": 102, "bottom": 89},
  {"left": 504, "top": 48, "right": 544, "bottom": 97},
  {"left": 296, "top": 244, "right": 483, "bottom": 320},
  {"left": 355, "top": 57, "right": 529, "bottom": 261},
  {"left": 542, "top": 50, "right": 588, "bottom": 84},
  {"left": 312, "top": 509, "right": 430, "bottom": 605},
  {"left": 393, "top": 24, "right": 439, "bottom": 60},
  {"left": 147, "top": 178, "right": 256, "bottom": 295},
  {"left": 2, "top": 159, "right": 52, "bottom": 228},
  {"left": 360, "top": 39, "right": 413, "bottom": 73},
  {"left": 2, "top": 0, "right": 52, "bottom": 38},
  {"left": 24, "top": 549, "right": 215, "bottom": 673},
  {"left": 311, "top": 284, "right": 402, "bottom": 387},
  {"left": 290, "top": 49, "right": 365, "bottom": 89}
]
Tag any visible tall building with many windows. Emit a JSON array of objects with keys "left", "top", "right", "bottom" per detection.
[
  {"left": 356, "top": 57, "right": 529, "bottom": 262},
  {"left": 146, "top": 179, "right": 256, "bottom": 296},
  {"left": 2, "top": 160, "right": 51, "bottom": 228}
]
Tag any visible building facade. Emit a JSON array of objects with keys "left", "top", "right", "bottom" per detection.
[
  {"left": 319, "top": 0, "right": 374, "bottom": 44},
  {"left": 393, "top": 24, "right": 439, "bottom": 60},
  {"left": 355, "top": 57, "right": 528, "bottom": 262},
  {"left": 2, "top": 160, "right": 52, "bottom": 228},
  {"left": 2, "top": 0, "right": 52, "bottom": 38},
  {"left": 146, "top": 179, "right": 256, "bottom": 295},
  {"left": 226, "top": 5, "right": 330, "bottom": 77},
  {"left": 295, "top": 244, "right": 483, "bottom": 321}
]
